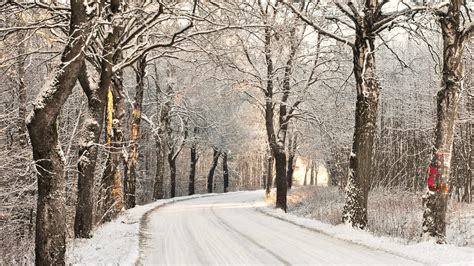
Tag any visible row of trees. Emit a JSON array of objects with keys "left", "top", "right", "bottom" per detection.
[{"left": 0, "top": 0, "right": 472, "bottom": 264}]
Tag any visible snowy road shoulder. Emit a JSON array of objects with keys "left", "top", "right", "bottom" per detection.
[
  {"left": 66, "top": 193, "right": 217, "bottom": 265},
  {"left": 257, "top": 202, "right": 474, "bottom": 265},
  {"left": 66, "top": 191, "right": 473, "bottom": 265}
]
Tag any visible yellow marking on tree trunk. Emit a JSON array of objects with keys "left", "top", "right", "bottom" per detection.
[{"left": 106, "top": 86, "right": 114, "bottom": 145}]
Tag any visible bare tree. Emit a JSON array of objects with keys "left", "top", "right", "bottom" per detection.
[
  {"left": 124, "top": 55, "right": 147, "bottom": 209},
  {"left": 223, "top": 151, "right": 230, "bottom": 192},
  {"left": 422, "top": 0, "right": 473, "bottom": 243},
  {"left": 207, "top": 147, "right": 220, "bottom": 193},
  {"left": 26, "top": 0, "right": 92, "bottom": 263},
  {"left": 287, "top": 0, "right": 428, "bottom": 228},
  {"left": 188, "top": 127, "right": 199, "bottom": 195}
]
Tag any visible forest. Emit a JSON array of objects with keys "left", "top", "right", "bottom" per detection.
[{"left": 0, "top": 0, "right": 473, "bottom": 264}]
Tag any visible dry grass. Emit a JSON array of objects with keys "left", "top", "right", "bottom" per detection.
[{"left": 276, "top": 186, "right": 473, "bottom": 247}]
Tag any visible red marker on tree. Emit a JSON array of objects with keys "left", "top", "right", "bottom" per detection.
[{"left": 427, "top": 152, "right": 446, "bottom": 192}]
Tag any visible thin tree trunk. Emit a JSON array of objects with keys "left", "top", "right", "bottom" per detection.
[
  {"left": 286, "top": 133, "right": 297, "bottom": 190},
  {"left": 16, "top": 28, "right": 27, "bottom": 147},
  {"left": 303, "top": 162, "right": 310, "bottom": 186},
  {"left": 467, "top": 92, "right": 473, "bottom": 203},
  {"left": 153, "top": 138, "right": 165, "bottom": 200},
  {"left": 422, "top": 1, "right": 472, "bottom": 242},
  {"left": 168, "top": 151, "right": 177, "bottom": 198},
  {"left": 188, "top": 143, "right": 198, "bottom": 195},
  {"left": 223, "top": 152, "right": 229, "bottom": 192},
  {"left": 207, "top": 148, "right": 220, "bottom": 193},
  {"left": 124, "top": 56, "right": 146, "bottom": 209},
  {"left": 265, "top": 151, "right": 274, "bottom": 196},
  {"left": 463, "top": 47, "right": 473, "bottom": 203},
  {"left": 152, "top": 68, "right": 167, "bottom": 200},
  {"left": 310, "top": 161, "right": 315, "bottom": 186},
  {"left": 27, "top": 1, "right": 90, "bottom": 263},
  {"left": 261, "top": 153, "right": 266, "bottom": 189},
  {"left": 314, "top": 161, "right": 319, "bottom": 186}
]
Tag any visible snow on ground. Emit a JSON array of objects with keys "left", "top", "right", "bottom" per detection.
[
  {"left": 67, "top": 189, "right": 473, "bottom": 265},
  {"left": 279, "top": 186, "right": 474, "bottom": 247},
  {"left": 260, "top": 189, "right": 474, "bottom": 265},
  {"left": 139, "top": 190, "right": 419, "bottom": 265},
  {"left": 66, "top": 194, "right": 216, "bottom": 265}
]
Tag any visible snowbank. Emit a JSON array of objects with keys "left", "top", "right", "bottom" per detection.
[
  {"left": 258, "top": 203, "right": 474, "bottom": 265},
  {"left": 66, "top": 194, "right": 215, "bottom": 265}
]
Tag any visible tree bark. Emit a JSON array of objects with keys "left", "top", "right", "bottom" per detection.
[
  {"left": 342, "top": 16, "right": 380, "bottom": 229},
  {"left": 16, "top": 27, "right": 27, "bottom": 147},
  {"left": 74, "top": 64, "right": 104, "bottom": 238},
  {"left": 74, "top": 0, "right": 123, "bottom": 237},
  {"left": 188, "top": 143, "right": 198, "bottom": 195},
  {"left": 99, "top": 71, "right": 125, "bottom": 223},
  {"left": 467, "top": 91, "right": 473, "bottom": 203},
  {"left": 286, "top": 133, "right": 297, "bottom": 190},
  {"left": 422, "top": 1, "right": 472, "bottom": 243},
  {"left": 152, "top": 70, "right": 167, "bottom": 200},
  {"left": 153, "top": 138, "right": 165, "bottom": 199},
  {"left": 168, "top": 151, "right": 177, "bottom": 198},
  {"left": 263, "top": 24, "right": 289, "bottom": 211},
  {"left": 265, "top": 151, "right": 274, "bottom": 196},
  {"left": 207, "top": 147, "right": 220, "bottom": 193},
  {"left": 124, "top": 56, "right": 146, "bottom": 209},
  {"left": 27, "top": 1, "right": 90, "bottom": 264},
  {"left": 274, "top": 150, "right": 287, "bottom": 210},
  {"left": 223, "top": 152, "right": 229, "bottom": 192}
]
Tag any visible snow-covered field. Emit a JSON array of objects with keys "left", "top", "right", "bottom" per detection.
[{"left": 67, "top": 189, "right": 473, "bottom": 265}]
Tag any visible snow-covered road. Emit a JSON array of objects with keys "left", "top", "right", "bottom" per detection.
[{"left": 138, "top": 191, "right": 419, "bottom": 265}]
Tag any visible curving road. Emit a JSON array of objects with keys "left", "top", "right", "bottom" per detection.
[{"left": 138, "top": 191, "right": 419, "bottom": 265}]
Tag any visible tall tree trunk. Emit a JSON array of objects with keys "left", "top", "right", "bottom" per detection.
[
  {"left": 152, "top": 70, "right": 167, "bottom": 200},
  {"left": 265, "top": 151, "right": 274, "bottom": 196},
  {"left": 261, "top": 153, "right": 267, "bottom": 189},
  {"left": 223, "top": 152, "right": 229, "bottom": 192},
  {"left": 74, "top": 0, "right": 122, "bottom": 237},
  {"left": 263, "top": 23, "right": 290, "bottom": 211},
  {"left": 188, "top": 128, "right": 199, "bottom": 195},
  {"left": 124, "top": 56, "right": 146, "bottom": 209},
  {"left": 16, "top": 28, "right": 27, "bottom": 147},
  {"left": 422, "top": 1, "right": 472, "bottom": 243},
  {"left": 99, "top": 73, "right": 125, "bottom": 223},
  {"left": 342, "top": 24, "right": 380, "bottom": 229},
  {"left": 207, "top": 148, "right": 220, "bottom": 193},
  {"left": 467, "top": 92, "right": 473, "bottom": 203},
  {"left": 27, "top": 1, "right": 90, "bottom": 264},
  {"left": 74, "top": 64, "right": 105, "bottom": 238}
]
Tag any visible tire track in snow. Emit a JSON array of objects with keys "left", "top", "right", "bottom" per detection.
[
  {"left": 209, "top": 206, "right": 291, "bottom": 266},
  {"left": 254, "top": 207, "right": 424, "bottom": 265}
]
